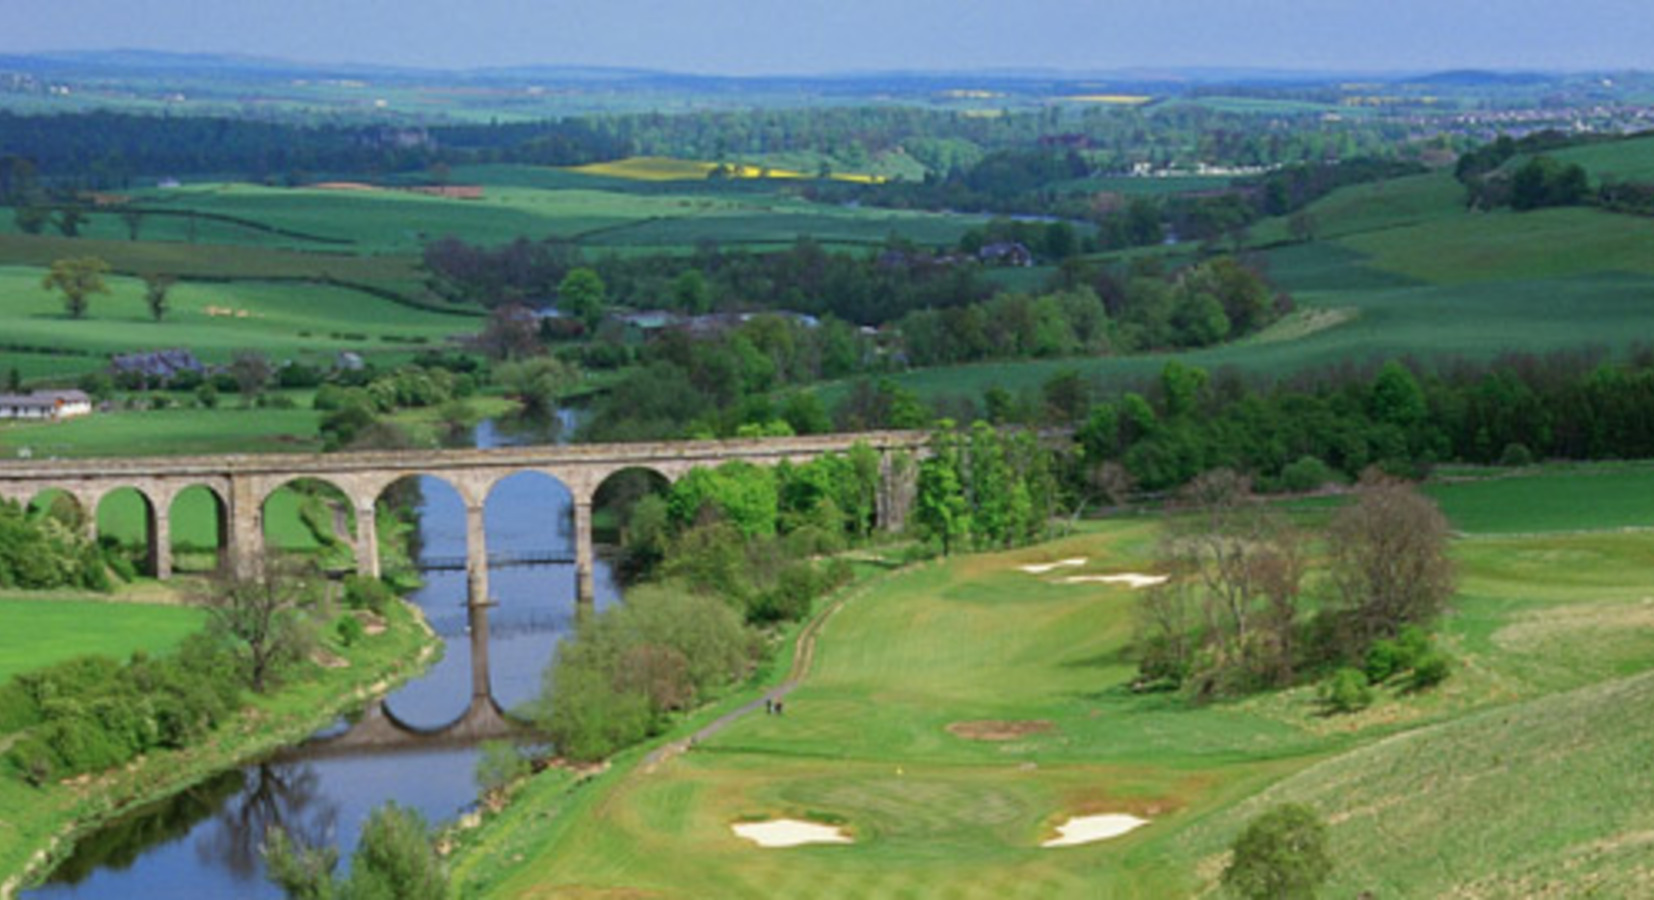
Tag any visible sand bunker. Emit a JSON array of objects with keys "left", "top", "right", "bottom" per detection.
[
  {"left": 1041, "top": 814, "right": 1149, "bottom": 847},
  {"left": 947, "top": 720, "right": 1056, "bottom": 741},
  {"left": 1058, "top": 573, "right": 1168, "bottom": 589},
  {"left": 732, "top": 819, "right": 854, "bottom": 848},
  {"left": 1018, "top": 558, "right": 1087, "bottom": 574}
]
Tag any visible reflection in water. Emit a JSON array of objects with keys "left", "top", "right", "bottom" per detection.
[
  {"left": 192, "top": 764, "right": 337, "bottom": 881},
  {"left": 44, "top": 771, "right": 244, "bottom": 887},
  {"left": 26, "top": 414, "right": 616, "bottom": 899}
]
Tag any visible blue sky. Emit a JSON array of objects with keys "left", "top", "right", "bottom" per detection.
[{"left": 5, "top": 0, "right": 1651, "bottom": 74}]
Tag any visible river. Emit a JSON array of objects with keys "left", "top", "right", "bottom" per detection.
[{"left": 25, "top": 415, "right": 613, "bottom": 899}]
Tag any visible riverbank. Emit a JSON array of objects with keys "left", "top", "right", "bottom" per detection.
[{"left": 0, "top": 597, "right": 440, "bottom": 898}]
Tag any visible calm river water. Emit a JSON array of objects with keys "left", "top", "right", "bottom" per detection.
[{"left": 26, "top": 416, "right": 613, "bottom": 899}]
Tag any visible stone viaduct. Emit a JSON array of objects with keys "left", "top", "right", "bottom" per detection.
[{"left": 0, "top": 431, "right": 925, "bottom": 607}]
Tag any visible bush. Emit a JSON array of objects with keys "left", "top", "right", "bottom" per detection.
[
  {"left": 474, "top": 740, "right": 529, "bottom": 804},
  {"left": 1222, "top": 803, "right": 1333, "bottom": 899},
  {"left": 1363, "top": 638, "right": 1403, "bottom": 684},
  {"left": 1499, "top": 442, "right": 1535, "bottom": 467},
  {"left": 1410, "top": 650, "right": 1453, "bottom": 690},
  {"left": 1278, "top": 455, "right": 1338, "bottom": 493},
  {"left": 344, "top": 575, "right": 395, "bottom": 613},
  {"left": 336, "top": 615, "right": 366, "bottom": 647},
  {"left": 1320, "top": 667, "right": 1373, "bottom": 714}
]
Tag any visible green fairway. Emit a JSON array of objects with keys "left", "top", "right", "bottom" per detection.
[
  {"left": 0, "top": 597, "right": 204, "bottom": 684},
  {"left": 456, "top": 461, "right": 1654, "bottom": 898}
]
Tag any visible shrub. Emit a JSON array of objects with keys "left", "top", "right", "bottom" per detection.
[
  {"left": 1278, "top": 455, "right": 1337, "bottom": 493},
  {"left": 344, "top": 574, "right": 395, "bottom": 613},
  {"left": 1499, "top": 442, "right": 1534, "bottom": 467},
  {"left": 1222, "top": 803, "right": 1333, "bottom": 899},
  {"left": 336, "top": 615, "right": 366, "bottom": 647},
  {"left": 474, "top": 740, "right": 529, "bottom": 805},
  {"left": 1364, "top": 639, "right": 1403, "bottom": 684},
  {"left": 1320, "top": 667, "right": 1373, "bottom": 714},
  {"left": 1410, "top": 650, "right": 1453, "bottom": 690}
]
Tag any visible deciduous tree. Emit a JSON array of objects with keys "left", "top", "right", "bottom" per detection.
[
  {"left": 143, "top": 273, "right": 175, "bottom": 322},
  {"left": 42, "top": 256, "right": 111, "bottom": 320},
  {"left": 194, "top": 554, "right": 325, "bottom": 693}
]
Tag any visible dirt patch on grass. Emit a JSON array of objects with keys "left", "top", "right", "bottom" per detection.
[{"left": 946, "top": 720, "right": 1057, "bottom": 741}]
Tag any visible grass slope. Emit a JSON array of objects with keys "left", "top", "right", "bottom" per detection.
[{"left": 1178, "top": 669, "right": 1654, "bottom": 897}]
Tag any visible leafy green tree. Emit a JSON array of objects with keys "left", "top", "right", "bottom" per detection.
[
  {"left": 53, "top": 206, "right": 87, "bottom": 238},
  {"left": 42, "top": 256, "right": 111, "bottom": 320},
  {"left": 557, "top": 267, "right": 607, "bottom": 331},
  {"left": 14, "top": 204, "right": 50, "bottom": 234},
  {"left": 143, "top": 273, "right": 175, "bottom": 322},
  {"left": 1221, "top": 804, "right": 1333, "bottom": 899},
  {"left": 667, "top": 462, "right": 779, "bottom": 538},
  {"left": 915, "top": 424, "right": 971, "bottom": 555},
  {"left": 120, "top": 208, "right": 145, "bottom": 241},
  {"left": 673, "top": 269, "right": 712, "bottom": 315},
  {"left": 495, "top": 356, "right": 577, "bottom": 418}
]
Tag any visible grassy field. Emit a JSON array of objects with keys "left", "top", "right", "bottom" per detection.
[
  {"left": 454, "top": 463, "right": 1654, "bottom": 897},
  {"left": 0, "top": 232, "right": 438, "bottom": 306},
  {"left": 25, "top": 175, "right": 976, "bottom": 258},
  {"left": 1550, "top": 132, "right": 1654, "bottom": 182},
  {"left": 0, "top": 597, "right": 204, "bottom": 684},
  {"left": 0, "top": 404, "right": 323, "bottom": 458}
]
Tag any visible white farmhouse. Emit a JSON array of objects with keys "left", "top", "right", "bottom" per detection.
[{"left": 0, "top": 390, "right": 94, "bottom": 421}]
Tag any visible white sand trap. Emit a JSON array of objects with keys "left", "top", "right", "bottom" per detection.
[
  {"left": 1042, "top": 814, "right": 1149, "bottom": 848},
  {"left": 732, "top": 819, "right": 854, "bottom": 848},
  {"left": 1018, "top": 557, "right": 1087, "bottom": 574},
  {"left": 1058, "top": 573, "right": 1168, "bottom": 589}
]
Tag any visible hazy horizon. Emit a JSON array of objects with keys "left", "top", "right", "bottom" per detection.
[{"left": 5, "top": 1, "right": 1650, "bottom": 77}]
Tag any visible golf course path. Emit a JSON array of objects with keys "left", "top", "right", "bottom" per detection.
[{"left": 640, "top": 568, "right": 866, "bottom": 772}]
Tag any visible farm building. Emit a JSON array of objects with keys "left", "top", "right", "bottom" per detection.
[
  {"left": 0, "top": 390, "right": 93, "bottom": 421},
  {"left": 111, "top": 348, "right": 205, "bottom": 382}
]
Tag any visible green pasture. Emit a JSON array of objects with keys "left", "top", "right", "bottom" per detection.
[
  {"left": 0, "top": 404, "right": 322, "bottom": 459},
  {"left": 96, "top": 179, "right": 981, "bottom": 255},
  {"left": 1342, "top": 205, "right": 1654, "bottom": 284},
  {"left": 0, "top": 263, "right": 472, "bottom": 380},
  {"left": 458, "top": 466, "right": 1654, "bottom": 897},
  {"left": 0, "top": 232, "right": 435, "bottom": 305},
  {"left": 0, "top": 597, "right": 205, "bottom": 684},
  {"left": 1549, "top": 132, "right": 1654, "bottom": 182}
]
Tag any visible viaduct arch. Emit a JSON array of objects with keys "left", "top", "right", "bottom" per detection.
[{"left": 0, "top": 431, "right": 924, "bottom": 606}]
